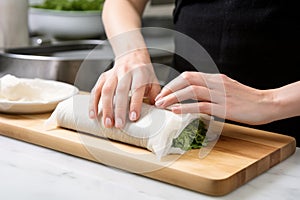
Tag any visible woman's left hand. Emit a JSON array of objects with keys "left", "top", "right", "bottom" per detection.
[{"left": 155, "top": 72, "right": 277, "bottom": 125}]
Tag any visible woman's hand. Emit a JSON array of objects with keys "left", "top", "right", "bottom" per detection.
[
  {"left": 89, "top": 49, "right": 161, "bottom": 128},
  {"left": 155, "top": 72, "right": 279, "bottom": 125},
  {"left": 89, "top": 0, "right": 159, "bottom": 128}
]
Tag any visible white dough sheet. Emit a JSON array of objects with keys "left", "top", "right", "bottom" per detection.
[{"left": 46, "top": 94, "right": 217, "bottom": 158}]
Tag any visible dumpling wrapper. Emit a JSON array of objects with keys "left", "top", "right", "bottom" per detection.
[{"left": 46, "top": 94, "right": 211, "bottom": 158}]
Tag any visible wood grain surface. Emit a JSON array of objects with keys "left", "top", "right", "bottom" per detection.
[{"left": 0, "top": 113, "right": 296, "bottom": 196}]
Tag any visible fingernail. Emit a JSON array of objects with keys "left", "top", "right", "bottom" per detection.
[
  {"left": 155, "top": 99, "right": 164, "bottom": 107},
  {"left": 130, "top": 111, "right": 137, "bottom": 121},
  {"left": 89, "top": 110, "right": 95, "bottom": 118},
  {"left": 115, "top": 118, "right": 123, "bottom": 128},
  {"left": 105, "top": 117, "right": 112, "bottom": 127}
]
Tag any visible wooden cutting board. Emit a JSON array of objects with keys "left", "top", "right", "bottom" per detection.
[{"left": 0, "top": 112, "right": 296, "bottom": 196}]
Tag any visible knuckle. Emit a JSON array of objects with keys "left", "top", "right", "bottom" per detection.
[
  {"left": 190, "top": 85, "right": 198, "bottom": 91},
  {"left": 219, "top": 73, "right": 227, "bottom": 79},
  {"left": 181, "top": 71, "right": 191, "bottom": 80},
  {"left": 219, "top": 73, "right": 228, "bottom": 82},
  {"left": 187, "top": 84, "right": 198, "bottom": 93},
  {"left": 122, "top": 64, "right": 131, "bottom": 73},
  {"left": 102, "top": 100, "right": 113, "bottom": 111},
  {"left": 102, "top": 105, "right": 113, "bottom": 112},
  {"left": 99, "top": 71, "right": 110, "bottom": 79},
  {"left": 102, "top": 85, "right": 114, "bottom": 95},
  {"left": 99, "top": 73, "right": 105, "bottom": 79},
  {"left": 218, "top": 73, "right": 231, "bottom": 88},
  {"left": 92, "top": 84, "right": 102, "bottom": 94},
  {"left": 188, "top": 85, "right": 200, "bottom": 99},
  {"left": 115, "top": 106, "right": 127, "bottom": 112},
  {"left": 181, "top": 71, "right": 196, "bottom": 84},
  {"left": 199, "top": 103, "right": 210, "bottom": 113},
  {"left": 117, "top": 63, "right": 131, "bottom": 74},
  {"left": 130, "top": 101, "right": 142, "bottom": 108}
]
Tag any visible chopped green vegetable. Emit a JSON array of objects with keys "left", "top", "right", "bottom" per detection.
[
  {"left": 32, "top": 0, "right": 105, "bottom": 11},
  {"left": 172, "top": 119, "right": 207, "bottom": 151}
]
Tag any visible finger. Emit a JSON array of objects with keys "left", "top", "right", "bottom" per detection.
[
  {"left": 155, "top": 75, "right": 189, "bottom": 101},
  {"left": 155, "top": 72, "right": 206, "bottom": 100},
  {"left": 170, "top": 102, "right": 211, "bottom": 114},
  {"left": 155, "top": 85, "right": 211, "bottom": 108},
  {"left": 128, "top": 64, "right": 159, "bottom": 120},
  {"left": 128, "top": 67, "right": 148, "bottom": 121},
  {"left": 170, "top": 102, "right": 225, "bottom": 118},
  {"left": 89, "top": 75, "right": 106, "bottom": 119},
  {"left": 129, "top": 86, "right": 145, "bottom": 121},
  {"left": 181, "top": 72, "right": 225, "bottom": 90},
  {"left": 114, "top": 73, "right": 132, "bottom": 128},
  {"left": 101, "top": 76, "right": 118, "bottom": 128},
  {"left": 157, "top": 72, "right": 228, "bottom": 101},
  {"left": 142, "top": 66, "right": 161, "bottom": 104}
]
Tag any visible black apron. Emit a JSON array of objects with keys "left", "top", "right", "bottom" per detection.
[{"left": 172, "top": 0, "right": 300, "bottom": 146}]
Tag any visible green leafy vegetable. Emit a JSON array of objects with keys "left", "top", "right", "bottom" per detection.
[
  {"left": 32, "top": 0, "right": 105, "bottom": 11},
  {"left": 172, "top": 119, "right": 207, "bottom": 151}
]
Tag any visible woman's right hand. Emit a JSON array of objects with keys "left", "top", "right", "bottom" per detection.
[{"left": 89, "top": 48, "right": 161, "bottom": 129}]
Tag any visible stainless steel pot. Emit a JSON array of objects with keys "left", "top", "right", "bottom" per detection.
[
  {"left": 0, "top": 39, "right": 174, "bottom": 91},
  {"left": 0, "top": 40, "right": 113, "bottom": 91}
]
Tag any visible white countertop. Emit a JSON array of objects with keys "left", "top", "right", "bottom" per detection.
[{"left": 0, "top": 135, "right": 299, "bottom": 200}]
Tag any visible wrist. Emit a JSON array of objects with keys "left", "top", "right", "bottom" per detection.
[
  {"left": 109, "top": 29, "right": 148, "bottom": 58},
  {"left": 264, "top": 88, "right": 285, "bottom": 123},
  {"left": 252, "top": 89, "right": 280, "bottom": 124},
  {"left": 114, "top": 48, "right": 151, "bottom": 68}
]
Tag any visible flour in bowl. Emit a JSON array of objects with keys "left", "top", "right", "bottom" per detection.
[
  {"left": 0, "top": 74, "right": 45, "bottom": 101},
  {"left": 0, "top": 74, "right": 76, "bottom": 103}
]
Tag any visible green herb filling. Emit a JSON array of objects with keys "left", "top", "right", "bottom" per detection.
[
  {"left": 172, "top": 119, "right": 207, "bottom": 151},
  {"left": 32, "top": 0, "right": 105, "bottom": 11}
]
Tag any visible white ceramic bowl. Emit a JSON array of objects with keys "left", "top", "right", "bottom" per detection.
[
  {"left": 0, "top": 75, "right": 79, "bottom": 114},
  {"left": 28, "top": 7, "right": 105, "bottom": 39}
]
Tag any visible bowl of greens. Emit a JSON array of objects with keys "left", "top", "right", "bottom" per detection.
[{"left": 28, "top": 0, "right": 105, "bottom": 39}]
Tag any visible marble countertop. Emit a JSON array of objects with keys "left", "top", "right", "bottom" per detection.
[{"left": 0, "top": 135, "right": 299, "bottom": 200}]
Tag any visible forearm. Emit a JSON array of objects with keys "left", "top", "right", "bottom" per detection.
[
  {"left": 102, "top": 0, "right": 149, "bottom": 57},
  {"left": 270, "top": 81, "right": 300, "bottom": 121}
]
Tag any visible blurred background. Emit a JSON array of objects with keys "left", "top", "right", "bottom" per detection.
[{"left": 0, "top": 0, "right": 176, "bottom": 91}]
